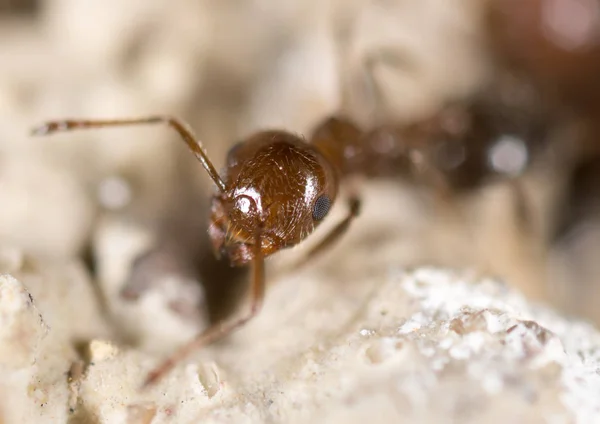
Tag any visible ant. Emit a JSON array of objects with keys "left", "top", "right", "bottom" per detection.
[
  {"left": 30, "top": 115, "right": 361, "bottom": 388},
  {"left": 30, "top": 96, "right": 543, "bottom": 387}
]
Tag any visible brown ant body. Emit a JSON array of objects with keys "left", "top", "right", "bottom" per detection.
[{"left": 31, "top": 96, "right": 543, "bottom": 387}]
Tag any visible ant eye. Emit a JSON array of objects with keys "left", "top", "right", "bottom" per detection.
[{"left": 312, "top": 195, "right": 331, "bottom": 221}]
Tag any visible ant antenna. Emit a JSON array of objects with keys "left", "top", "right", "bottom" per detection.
[{"left": 31, "top": 116, "right": 227, "bottom": 193}]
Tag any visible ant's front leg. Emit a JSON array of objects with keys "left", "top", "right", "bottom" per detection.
[{"left": 141, "top": 227, "right": 266, "bottom": 389}]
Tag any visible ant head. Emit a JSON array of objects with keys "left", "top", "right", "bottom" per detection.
[{"left": 209, "top": 130, "right": 338, "bottom": 265}]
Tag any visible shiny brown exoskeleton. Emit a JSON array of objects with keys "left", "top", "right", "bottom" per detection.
[
  {"left": 208, "top": 131, "right": 339, "bottom": 266},
  {"left": 30, "top": 97, "right": 545, "bottom": 387}
]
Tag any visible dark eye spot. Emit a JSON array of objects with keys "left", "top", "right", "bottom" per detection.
[{"left": 312, "top": 195, "right": 331, "bottom": 221}]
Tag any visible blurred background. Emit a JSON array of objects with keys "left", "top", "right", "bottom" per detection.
[{"left": 0, "top": 0, "right": 599, "bottom": 340}]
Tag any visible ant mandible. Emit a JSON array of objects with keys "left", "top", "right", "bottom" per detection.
[
  {"left": 30, "top": 115, "right": 363, "bottom": 388},
  {"left": 31, "top": 100, "right": 533, "bottom": 388}
]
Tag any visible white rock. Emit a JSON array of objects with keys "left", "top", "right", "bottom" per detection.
[
  {"left": 0, "top": 275, "right": 48, "bottom": 368},
  {"left": 0, "top": 157, "right": 94, "bottom": 259},
  {"left": 44, "top": 266, "right": 599, "bottom": 424}
]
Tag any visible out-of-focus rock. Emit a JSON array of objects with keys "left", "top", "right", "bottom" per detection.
[
  {"left": 338, "top": 0, "right": 489, "bottom": 126},
  {"left": 241, "top": 25, "right": 340, "bottom": 135},
  {"left": 0, "top": 156, "right": 95, "bottom": 259},
  {"left": 92, "top": 215, "right": 207, "bottom": 352}
]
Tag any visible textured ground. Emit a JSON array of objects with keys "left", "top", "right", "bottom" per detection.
[{"left": 2, "top": 260, "right": 600, "bottom": 423}]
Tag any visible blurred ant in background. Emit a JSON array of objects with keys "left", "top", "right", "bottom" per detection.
[
  {"left": 488, "top": 0, "right": 600, "bottom": 264},
  {"left": 487, "top": 0, "right": 600, "bottom": 318}
]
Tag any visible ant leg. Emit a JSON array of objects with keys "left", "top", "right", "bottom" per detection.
[
  {"left": 405, "top": 147, "right": 454, "bottom": 200},
  {"left": 31, "top": 116, "right": 226, "bottom": 193},
  {"left": 294, "top": 197, "right": 361, "bottom": 269},
  {"left": 141, "top": 229, "right": 266, "bottom": 389},
  {"left": 507, "top": 178, "right": 535, "bottom": 235}
]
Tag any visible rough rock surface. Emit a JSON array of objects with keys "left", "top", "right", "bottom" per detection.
[
  {"left": 0, "top": 257, "right": 110, "bottom": 424},
  {"left": 1, "top": 263, "right": 599, "bottom": 423}
]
